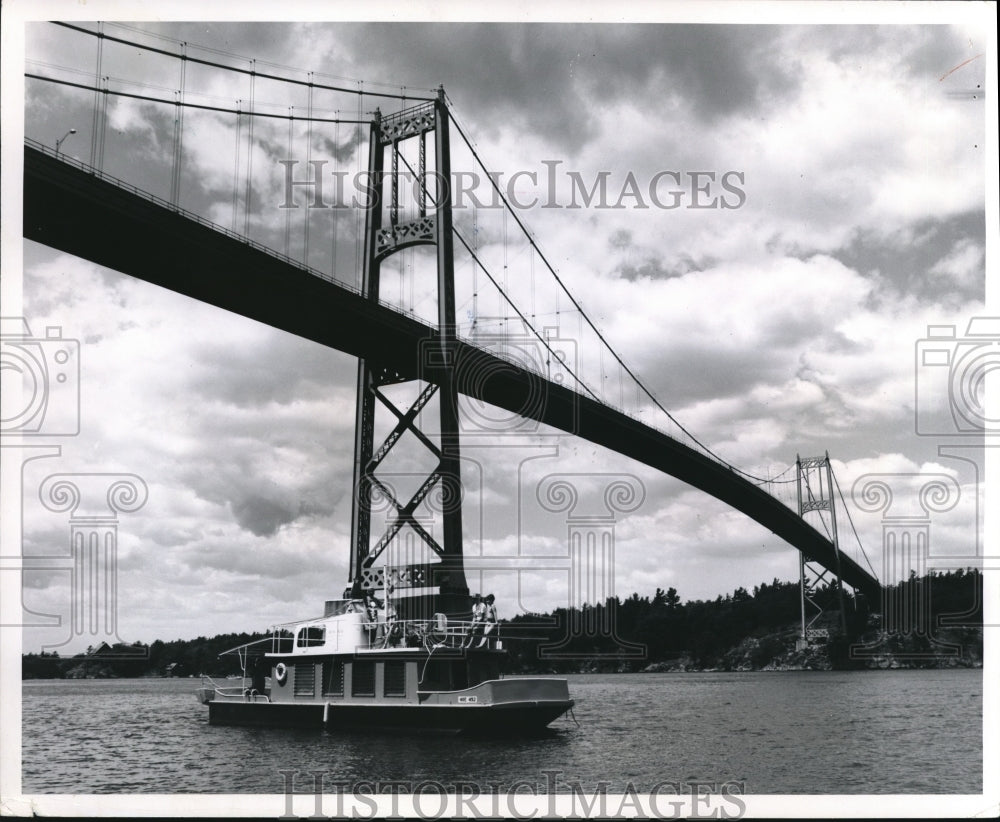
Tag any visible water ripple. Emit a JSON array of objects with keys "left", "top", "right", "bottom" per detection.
[{"left": 21, "top": 670, "right": 982, "bottom": 794}]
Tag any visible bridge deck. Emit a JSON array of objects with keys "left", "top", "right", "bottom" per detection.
[{"left": 23, "top": 143, "right": 880, "bottom": 601}]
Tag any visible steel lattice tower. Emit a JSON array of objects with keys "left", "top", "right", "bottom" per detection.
[
  {"left": 348, "top": 89, "right": 470, "bottom": 617},
  {"left": 795, "top": 453, "right": 848, "bottom": 648}
]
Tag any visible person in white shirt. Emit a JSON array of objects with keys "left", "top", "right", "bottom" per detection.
[
  {"left": 481, "top": 593, "right": 498, "bottom": 648},
  {"left": 465, "top": 594, "right": 486, "bottom": 648}
]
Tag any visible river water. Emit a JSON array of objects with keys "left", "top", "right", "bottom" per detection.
[{"left": 20, "top": 670, "right": 981, "bottom": 795}]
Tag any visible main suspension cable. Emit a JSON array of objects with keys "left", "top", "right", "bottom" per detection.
[
  {"left": 52, "top": 22, "right": 434, "bottom": 102},
  {"left": 26, "top": 73, "right": 370, "bottom": 124},
  {"left": 445, "top": 99, "right": 797, "bottom": 487},
  {"left": 832, "top": 470, "right": 879, "bottom": 581}
]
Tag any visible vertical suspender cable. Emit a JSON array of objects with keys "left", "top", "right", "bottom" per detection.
[
  {"left": 90, "top": 23, "right": 104, "bottom": 168},
  {"left": 244, "top": 59, "right": 255, "bottom": 238},
  {"left": 332, "top": 111, "right": 339, "bottom": 279},
  {"left": 555, "top": 279, "right": 560, "bottom": 337},
  {"left": 304, "top": 74, "right": 313, "bottom": 268},
  {"left": 599, "top": 345, "right": 605, "bottom": 404},
  {"left": 398, "top": 231, "right": 404, "bottom": 309},
  {"left": 171, "top": 89, "right": 181, "bottom": 204},
  {"left": 530, "top": 246, "right": 536, "bottom": 328},
  {"left": 171, "top": 43, "right": 187, "bottom": 207},
  {"left": 472, "top": 206, "right": 478, "bottom": 337},
  {"left": 232, "top": 99, "right": 242, "bottom": 231},
  {"left": 97, "top": 76, "right": 109, "bottom": 172},
  {"left": 355, "top": 83, "right": 362, "bottom": 288},
  {"left": 178, "top": 44, "right": 187, "bottom": 204},
  {"left": 502, "top": 207, "right": 508, "bottom": 347},
  {"left": 285, "top": 106, "right": 293, "bottom": 255},
  {"left": 403, "top": 140, "right": 410, "bottom": 313},
  {"left": 390, "top": 139, "right": 402, "bottom": 308}
]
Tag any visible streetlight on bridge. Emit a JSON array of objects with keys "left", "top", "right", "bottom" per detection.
[{"left": 55, "top": 128, "right": 77, "bottom": 156}]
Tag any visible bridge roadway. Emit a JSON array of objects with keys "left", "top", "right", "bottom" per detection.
[{"left": 23, "top": 144, "right": 881, "bottom": 600}]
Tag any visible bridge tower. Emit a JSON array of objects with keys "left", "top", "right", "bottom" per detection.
[
  {"left": 348, "top": 88, "right": 470, "bottom": 617},
  {"left": 795, "top": 453, "right": 848, "bottom": 648}
]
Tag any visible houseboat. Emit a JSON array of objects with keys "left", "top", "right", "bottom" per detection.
[{"left": 196, "top": 593, "right": 575, "bottom": 734}]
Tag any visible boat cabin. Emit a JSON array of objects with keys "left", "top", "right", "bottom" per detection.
[{"left": 200, "top": 596, "right": 572, "bottom": 732}]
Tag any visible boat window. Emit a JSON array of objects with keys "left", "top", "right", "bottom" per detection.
[
  {"left": 272, "top": 629, "right": 293, "bottom": 654},
  {"left": 296, "top": 625, "right": 326, "bottom": 648},
  {"left": 294, "top": 662, "right": 316, "bottom": 697},
  {"left": 383, "top": 661, "right": 406, "bottom": 697},
  {"left": 352, "top": 661, "right": 375, "bottom": 697},
  {"left": 324, "top": 599, "right": 355, "bottom": 616},
  {"left": 322, "top": 659, "right": 344, "bottom": 697}
]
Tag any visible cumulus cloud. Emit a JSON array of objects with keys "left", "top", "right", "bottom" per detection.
[{"left": 13, "top": 18, "right": 990, "bottom": 650}]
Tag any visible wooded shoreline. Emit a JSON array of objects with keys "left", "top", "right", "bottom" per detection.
[{"left": 22, "top": 569, "right": 982, "bottom": 679}]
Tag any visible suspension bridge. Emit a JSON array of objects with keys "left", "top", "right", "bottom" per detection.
[{"left": 21, "top": 22, "right": 881, "bottom": 634}]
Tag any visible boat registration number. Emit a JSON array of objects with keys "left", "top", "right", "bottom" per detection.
[{"left": 457, "top": 695, "right": 478, "bottom": 704}]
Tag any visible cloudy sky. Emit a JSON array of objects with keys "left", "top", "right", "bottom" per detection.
[{"left": 3, "top": 3, "right": 994, "bottom": 654}]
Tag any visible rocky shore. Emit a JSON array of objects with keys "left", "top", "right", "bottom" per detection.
[{"left": 639, "top": 626, "right": 983, "bottom": 673}]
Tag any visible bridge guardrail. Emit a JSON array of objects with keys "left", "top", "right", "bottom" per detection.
[{"left": 25, "top": 137, "right": 364, "bottom": 293}]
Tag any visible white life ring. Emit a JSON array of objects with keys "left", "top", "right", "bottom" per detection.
[{"left": 275, "top": 662, "right": 287, "bottom": 686}]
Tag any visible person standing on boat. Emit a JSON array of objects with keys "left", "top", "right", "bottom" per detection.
[
  {"left": 465, "top": 593, "right": 486, "bottom": 648},
  {"left": 364, "top": 593, "right": 380, "bottom": 646},
  {"left": 383, "top": 587, "right": 401, "bottom": 648},
  {"left": 249, "top": 654, "right": 267, "bottom": 697},
  {"left": 481, "top": 593, "right": 498, "bottom": 648}
]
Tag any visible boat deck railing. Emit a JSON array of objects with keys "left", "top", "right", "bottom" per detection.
[
  {"left": 219, "top": 613, "right": 502, "bottom": 657},
  {"left": 218, "top": 635, "right": 278, "bottom": 657},
  {"left": 363, "top": 616, "right": 501, "bottom": 651},
  {"left": 201, "top": 675, "right": 271, "bottom": 703}
]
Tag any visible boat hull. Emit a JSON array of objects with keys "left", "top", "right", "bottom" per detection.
[{"left": 208, "top": 697, "right": 573, "bottom": 733}]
